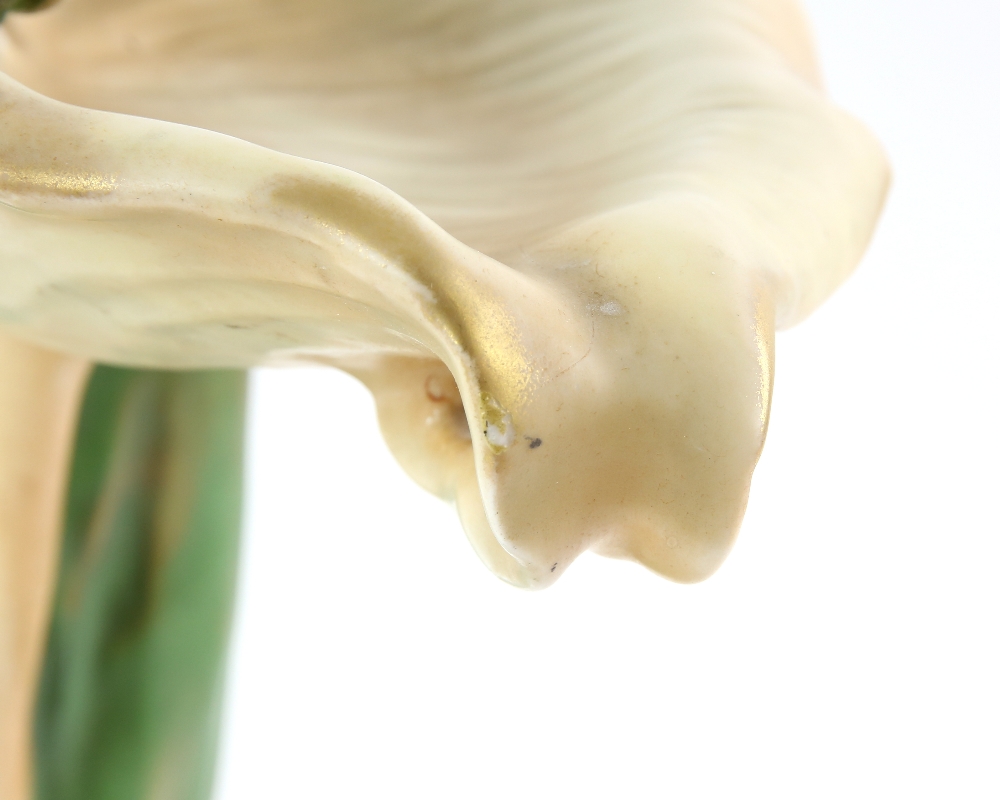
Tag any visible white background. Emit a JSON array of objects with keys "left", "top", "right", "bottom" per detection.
[{"left": 214, "top": 2, "right": 1000, "bottom": 798}]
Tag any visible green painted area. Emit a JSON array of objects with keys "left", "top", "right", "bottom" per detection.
[
  {"left": 34, "top": 367, "right": 247, "bottom": 800},
  {"left": 0, "top": 0, "right": 53, "bottom": 22}
]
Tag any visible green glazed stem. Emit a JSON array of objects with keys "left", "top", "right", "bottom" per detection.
[
  {"left": 0, "top": 0, "right": 54, "bottom": 22},
  {"left": 34, "top": 367, "right": 246, "bottom": 800}
]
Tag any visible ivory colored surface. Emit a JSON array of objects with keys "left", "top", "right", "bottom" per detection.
[
  {"left": 0, "top": 334, "right": 87, "bottom": 800},
  {"left": 0, "top": 0, "right": 887, "bottom": 588},
  {"left": 213, "top": 2, "right": 992, "bottom": 797}
]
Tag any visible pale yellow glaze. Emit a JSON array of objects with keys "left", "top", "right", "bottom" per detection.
[
  {"left": 0, "top": 334, "right": 87, "bottom": 800},
  {"left": 0, "top": 0, "right": 889, "bottom": 593}
]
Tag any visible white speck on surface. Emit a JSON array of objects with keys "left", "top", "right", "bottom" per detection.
[
  {"left": 485, "top": 415, "right": 514, "bottom": 448},
  {"left": 587, "top": 300, "right": 624, "bottom": 316}
]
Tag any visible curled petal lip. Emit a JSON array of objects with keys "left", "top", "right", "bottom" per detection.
[{"left": 0, "top": 0, "right": 888, "bottom": 586}]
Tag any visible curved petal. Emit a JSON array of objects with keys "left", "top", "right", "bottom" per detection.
[
  {"left": 1, "top": 0, "right": 886, "bottom": 316},
  {"left": 0, "top": 0, "right": 889, "bottom": 587}
]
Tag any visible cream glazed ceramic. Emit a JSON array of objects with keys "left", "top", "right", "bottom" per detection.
[
  {"left": 0, "top": 0, "right": 888, "bottom": 588},
  {"left": 0, "top": 4, "right": 890, "bottom": 793}
]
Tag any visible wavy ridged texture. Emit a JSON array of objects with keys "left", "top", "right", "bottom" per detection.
[
  {"left": 33, "top": 367, "right": 245, "bottom": 800},
  {"left": 0, "top": 1, "right": 890, "bottom": 590},
  {"left": 0, "top": 3, "right": 889, "bottom": 795},
  {"left": 0, "top": 0, "right": 889, "bottom": 584}
]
